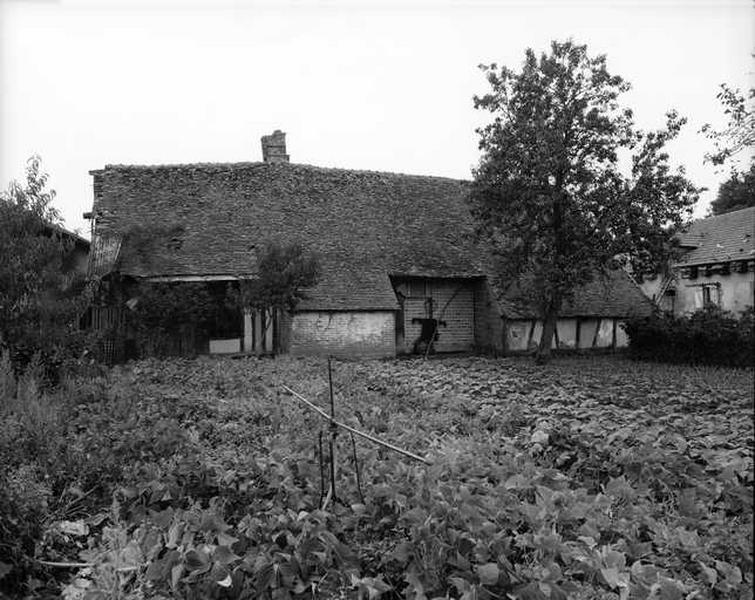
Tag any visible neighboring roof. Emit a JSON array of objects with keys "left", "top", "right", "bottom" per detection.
[
  {"left": 498, "top": 268, "right": 654, "bottom": 319},
  {"left": 89, "top": 161, "right": 486, "bottom": 310},
  {"left": 44, "top": 223, "right": 90, "bottom": 249},
  {"left": 676, "top": 207, "right": 755, "bottom": 267}
]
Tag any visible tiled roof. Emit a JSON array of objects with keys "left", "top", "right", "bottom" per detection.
[
  {"left": 89, "top": 162, "right": 486, "bottom": 310},
  {"left": 44, "top": 223, "right": 90, "bottom": 248},
  {"left": 498, "top": 268, "right": 654, "bottom": 319},
  {"left": 676, "top": 207, "right": 755, "bottom": 267}
]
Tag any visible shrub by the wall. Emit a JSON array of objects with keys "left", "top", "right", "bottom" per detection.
[{"left": 623, "top": 306, "right": 754, "bottom": 367}]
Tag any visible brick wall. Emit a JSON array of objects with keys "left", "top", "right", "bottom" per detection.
[{"left": 289, "top": 311, "right": 396, "bottom": 358}]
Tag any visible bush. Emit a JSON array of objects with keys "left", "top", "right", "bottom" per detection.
[
  {"left": 1, "top": 155, "right": 92, "bottom": 381},
  {"left": 623, "top": 306, "right": 754, "bottom": 367}
]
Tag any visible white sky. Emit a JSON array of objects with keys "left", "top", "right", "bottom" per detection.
[{"left": 1, "top": 0, "right": 753, "bottom": 237}]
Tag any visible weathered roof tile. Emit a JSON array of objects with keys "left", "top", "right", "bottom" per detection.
[
  {"left": 90, "top": 161, "right": 485, "bottom": 310},
  {"left": 677, "top": 206, "right": 755, "bottom": 267}
]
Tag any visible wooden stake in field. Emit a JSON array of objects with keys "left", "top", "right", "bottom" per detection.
[
  {"left": 322, "top": 356, "right": 338, "bottom": 509},
  {"left": 282, "top": 366, "right": 431, "bottom": 466}
]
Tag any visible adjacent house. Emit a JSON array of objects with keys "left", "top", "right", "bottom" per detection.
[
  {"left": 501, "top": 269, "right": 653, "bottom": 353},
  {"left": 85, "top": 131, "right": 651, "bottom": 359},
  {"left": 641, "top": 207, "right": 755, "bottom": 315}
]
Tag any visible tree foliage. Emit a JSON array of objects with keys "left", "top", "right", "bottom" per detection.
[
  {"left": 470, "top": 40, "right": 699, "bottom": 361},
  {"left": 710, "top": 163, "right": 755, "bottom": 216},
  {"left": 0, "top": 156, "right": 88, "bottom": 375},
  {"left": 701, "top": 84, "right": 755, "bottom": 167},
  {"left": 237, "top": 242, "right": 321, "bottom": 312}
]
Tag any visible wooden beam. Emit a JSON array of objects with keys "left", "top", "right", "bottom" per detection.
[
  {"left": 144, "top": 275, "right": 247, "bottom": 283},
  {"left": 592, "top": 318, "right": 600, "bottom": 348}
]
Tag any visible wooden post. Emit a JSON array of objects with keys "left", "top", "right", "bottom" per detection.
[
  {"left": 254, "top": 310, "right": 264, "bottom": 354},
  {"left": 264, "top": 308, "right": 274, "bottom": 352},
  {"left": 243, "top": 309, "right": 253, "bottom": 353},
  {"left": 592, "top": 318, "right": 600, "bottom": 348},
  {"left": 527, "top": 320, "right": 536, "bottom": 350},
  {"left": 327, "top": 356, "right": 337, "bottom": 503}
]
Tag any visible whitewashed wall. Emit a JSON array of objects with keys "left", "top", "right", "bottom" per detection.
[{"left": 505, "top": 317, "right": 629, "bottom": 352}]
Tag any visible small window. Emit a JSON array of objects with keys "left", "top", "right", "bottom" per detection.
[
  {"left": 661, "top": 289, "right": 675, "bottom": 313},
  {"left": 702, "top": 284, "right": 719, "bottom": 307}
]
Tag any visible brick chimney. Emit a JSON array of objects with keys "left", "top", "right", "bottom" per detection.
[{"left": 261, "top": 130, "right": 289, "bottom": 163}]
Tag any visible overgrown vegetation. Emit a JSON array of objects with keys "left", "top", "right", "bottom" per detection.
[
  {"left": 623, "top": 306, "right": 754, "bottom": 368},
  {"left": 128, "top": 281, "right": 239, "bottom": 358},
  {"left": 1, "top": 355, "right": 751, "bottom": 599},
  {"left": 95, "top": 240, "right": 321, "bottom": 359},
  {"left": 0, "top": 155, "right": 91, "bottom": 380},
  {"left": 236, "top": 241, "right": 321, "bottom": 312}
]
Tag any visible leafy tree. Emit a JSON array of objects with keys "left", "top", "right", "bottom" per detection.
[
  {"left": 0, "top": 156, "right": 88, "bottom": 376},
  {"left": 701, "top": 84, "right": 754, "bottom": 216},
  {"left": 471, "top": 40, "right": 699, "bottom": 362},
  {"left": 237, "top": 242, "right": 321, "bottom": 313},
  {"left": 701, "top": 84, "right": 755, "bottom": 167},
  {"left": 710, "top": 164, "right": 755, "bottom": 215}
]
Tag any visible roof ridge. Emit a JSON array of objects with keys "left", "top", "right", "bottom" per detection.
[
  {"left": 693, "top": 206, "right": 755, "bottom": 224},
  {"left": 93, "top": 161, "right": 470, "bottom": 184}
]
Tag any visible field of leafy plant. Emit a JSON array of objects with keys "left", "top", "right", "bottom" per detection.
[{"left": 1, "top": 355, "right": 752, "bottom": 599}]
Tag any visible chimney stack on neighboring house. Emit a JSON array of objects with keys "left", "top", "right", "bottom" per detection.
[{"left": 261, "top": 130, "right": 289, "bottom": 163}]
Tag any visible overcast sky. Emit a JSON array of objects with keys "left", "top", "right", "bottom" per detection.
[{"left": 1, "top": 0, "right": 753, "bottom": 237}]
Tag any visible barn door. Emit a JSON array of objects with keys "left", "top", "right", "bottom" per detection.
[{"left": 393, "top": 278, "right": 475, "bottom": 354}]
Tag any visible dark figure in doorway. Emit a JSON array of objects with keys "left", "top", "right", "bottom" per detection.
[
  {"left": 411, "top": 317, "right": 446, "bottom": 354},
  {"left": 412, "top": 297, "right": 446, "bottom": 355}
]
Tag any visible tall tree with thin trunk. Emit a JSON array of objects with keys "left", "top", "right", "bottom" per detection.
[{"left": 470, "top": 40, "right": 699, "bottom": 362}]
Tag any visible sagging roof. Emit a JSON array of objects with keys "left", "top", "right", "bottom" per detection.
[
  {"left": 498, "top": 268, "right": 654, "bottom": 319},
  {"left": 43, "top": 223, "right": 90, "bottom": 249},
  {"left": 676, "top": 206, "right": 755, "bottom": 267},
  {"left": 88, "top": 161, "right": 486, "bottom": 310}
]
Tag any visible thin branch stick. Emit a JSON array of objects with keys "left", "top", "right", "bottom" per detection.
[
  {"left": 328, "top": 433, "right": 337, "bottom": 504},
  {"left": 317, "top": 432, "right": 325, "bottom": 506},
  {"left": 281, "top": 385, "right": 431, "bottom": 465},
  {"left": 327, "top": 357, "right": 338, "bottom": 503},
  {"left": 38, "top": 560, "right": 94, "bottom": 568},
  {"left": 321, "top": 440, "right": 334, "bottom": 511},
  {"left": 350, "top": 432, "right": 365, "bottom": 504}
]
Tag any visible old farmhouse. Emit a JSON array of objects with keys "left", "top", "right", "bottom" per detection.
[
  {"left": 85, "top": 131, "right": 651, "bottom": 359},
  {"left": 641, "top": 207, "right": 755, "bottom": 315}
]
